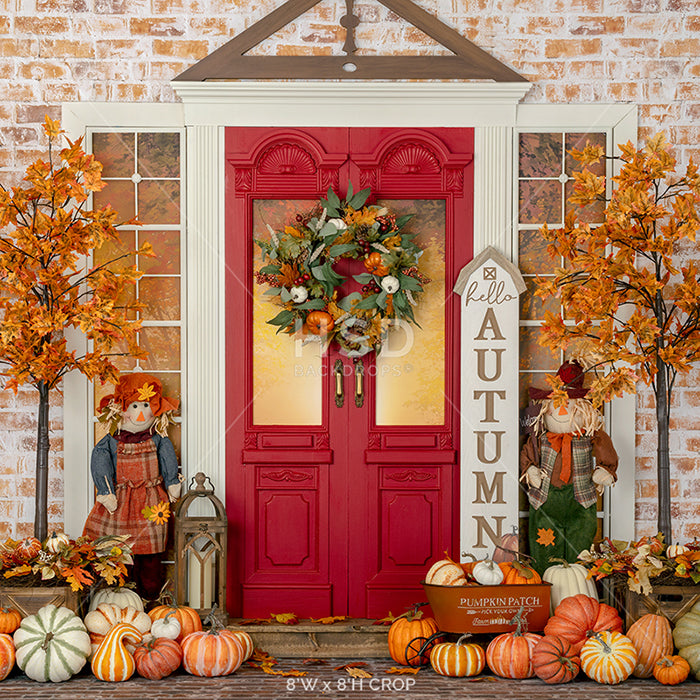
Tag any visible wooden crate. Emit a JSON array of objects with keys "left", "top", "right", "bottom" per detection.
[
  {"left": 622, "top": 585, "right": 700, "bottom": 628},
  {"left": 0, "top": 586, "right": 81, "bottom": 617}
]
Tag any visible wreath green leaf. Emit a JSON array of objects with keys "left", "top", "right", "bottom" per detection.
[{"left": 254, "top": 186, "right": 430, "bottom": 357}]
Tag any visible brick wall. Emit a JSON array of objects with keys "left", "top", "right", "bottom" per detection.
[{"left": 0, "top": 0, "right": 698, "bottom": 540}]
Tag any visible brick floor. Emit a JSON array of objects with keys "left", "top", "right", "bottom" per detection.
[{"left": 0, "top": 659, "right": 697, "bottom": 699}]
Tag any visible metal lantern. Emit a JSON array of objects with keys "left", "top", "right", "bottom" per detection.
[{"left": 173, "top": 472, "right": 228, "bottom": 621}]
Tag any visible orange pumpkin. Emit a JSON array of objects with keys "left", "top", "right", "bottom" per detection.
[
  {"left": 228, "top": 630, "right": 253, "bottom": 661},
  {"left": 0, "top": 608, "right": 22, "bottom": 635},
  {"left": 653, "top": 655, "right": 691, "bottom": 685},
  {"left": 430, "top": 634, "right": 485, "bottom": 677},
  {"left": 532, "top": 635, "right": 580, "bottom": 684},
  {"left": 486, "top": 623, "right": 541, "bottom": 678},
  {"left": 148, "top": 603, "right": 202, "bottom": 644},
  {"left": 0, "top": 633, "right": 15, "bottom": 681},
  {"left": 364, "top": 252, "right": 388, "bottom": 276},
  {"left": 133, "top": 637, "right": 183, "bottom": 680},
  {"left": 499, "top": 561, "right": 542, "bottom": 585},
  {"left": 304, "top": 310, "right": 335, "bottom": 335},
  {"left": 14, "top": 537, "right": 41, "bottom": 562},
  {"left": 626, "top": 613, "right": 673, "bottom": 678},
  {"left": 182, "top": 628, "right": 244, "bottom": 677},
  {"left": 387, "top": 608, "right": 440, "bottom": 667},
  {"left": 543, "top": 594, "right": 623, "bottom": 654}
]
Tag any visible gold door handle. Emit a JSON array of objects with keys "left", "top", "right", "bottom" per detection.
[
  {"left": 334, "top": 359, "right": 345, "bottom": 408},
  {"left": 354, "top": 358, "right": 364, "bottom": 408}
]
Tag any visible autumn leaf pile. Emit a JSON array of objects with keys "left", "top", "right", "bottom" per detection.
[
  {"left": 0, "top": 116, "right": 150, "bottom": 393},
  {"left": 0, "top": 534, "right": 133, "bottom": 591}
]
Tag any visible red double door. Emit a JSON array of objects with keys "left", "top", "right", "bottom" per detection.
[{"left": 225, "top": 127, "right": 473, "bottom": 618}]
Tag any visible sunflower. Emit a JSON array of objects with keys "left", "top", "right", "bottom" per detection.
[{"left": 142, "top": 501, "right": 171, "bottom": 525}]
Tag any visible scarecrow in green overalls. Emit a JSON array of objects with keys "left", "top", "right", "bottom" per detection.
[{"left": 520, "top": 361, "right": 618, "bottom": 575}]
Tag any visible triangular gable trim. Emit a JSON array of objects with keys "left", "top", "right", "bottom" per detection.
[
  {"left": 174, "top": 0, "right": 527, "bottom": 82},
  {"left": 453, "top": 246, "right": 526, "bottom": 297}
]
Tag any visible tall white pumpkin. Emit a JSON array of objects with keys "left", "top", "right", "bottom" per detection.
[
  {"left": 542, "top": 561, "right": 598, "bottom": 613},
  {"left": 13, "top": 604, "right": 91, "bottom": 682}
]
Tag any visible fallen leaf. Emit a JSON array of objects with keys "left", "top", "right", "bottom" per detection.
[
  {"left": 347, "top": 667, "right": 372, "bottom": 679},
  {"left": 239, "top": 618, "right": 271, "bottom": 625},
  {"left": 260, "top": 662, "right": 307, "bottom": 677},
  {"left": 302, "top": 658, "right": 328, "bottom": 665},
  {"left": 335, "top": 662, "right": 368, "bottom": 671},
  {"left": 372, "top": 612, "right": 397, "bottom": 626},
  {"left": 271, "top": 612, "right": 299, "bottom": 625},
  {"left": 311, "top": 615, "right": 348, "bottom": 624},
  {"left": 386, "top": 666, "right": 420, "bottom": 675},
  {"left": 248, "top": 649, "right": 278, "bottom": 666}
]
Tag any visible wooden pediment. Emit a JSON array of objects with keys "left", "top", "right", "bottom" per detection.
[{"left": 174, "top": 0, "right": 527, "bottom": 82}]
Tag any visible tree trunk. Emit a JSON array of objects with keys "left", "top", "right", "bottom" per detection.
[
  {"left": 34, "top": 382, "right": 50, "bottom": 542},
  {"left": 656, "top": 360, "right": 672, "bottom": 543}
]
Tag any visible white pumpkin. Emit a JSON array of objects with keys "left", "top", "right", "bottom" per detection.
[
  {"left": 666, "top": 543, "right": 690, "bottom": 558},
  {"left": 13, "top": 604, "right": 91, "bottom": 682},
  {"left": 380, "top": 275, "right": 400, "bottom": 294},
  {"left": 542, "top": 560, "right": 598, "bottom": 613},
  {"left": 150, "top": 612, "right": 181, "bottom": 640},
  {"left": 425, "top": 559, "right": 467, "bottom": 586},
  {"left": 44, "top": 531, "right": 70, "bottom": 553},
  {"left": 289, "top": 286, "right": 309, "bottom": 304},
  {"left": 88, "top": 587, "right": 144, "bottom": 612},
  {"left": 472, "top": 559, "right": 504, "bottom": 586}
]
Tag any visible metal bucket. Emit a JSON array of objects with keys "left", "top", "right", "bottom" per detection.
[{"left": 423, "top": 581, "right": 552, "bottom": 634}]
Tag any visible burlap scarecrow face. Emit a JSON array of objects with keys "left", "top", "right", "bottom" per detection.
[{"left": 121, "top": 401, "right": 156, "bottom": 433}]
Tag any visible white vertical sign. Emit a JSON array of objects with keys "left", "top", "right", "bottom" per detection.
[{"left": 453, "top": 247, "right": 526, "bottom": 561}]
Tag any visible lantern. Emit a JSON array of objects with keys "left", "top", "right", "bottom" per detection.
[{"left": 173, "top": 472, "right": 228, "bottom": 622}]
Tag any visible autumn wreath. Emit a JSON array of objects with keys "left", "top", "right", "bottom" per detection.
[{"left": 254, "top": 186, "right": 430, "bottom": 357}]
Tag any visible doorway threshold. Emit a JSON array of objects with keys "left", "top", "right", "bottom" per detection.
[{"left": 227, "top": 618, "right": 390, "bottom": 658}]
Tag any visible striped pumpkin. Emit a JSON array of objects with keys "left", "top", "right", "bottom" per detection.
[
  {"left": 580, "top": 631, "right": 637, "bottom": 685},
  {"left": 91, "top": 622, "right": 143, "bottom": 682},
  {"left": 425, "top": 559, "right": 467, "bottom": 586},
  {"left": 486, "top": 629, "right": 541, "bottom": 679},
  {"left": 84, "top": 603, "right": 151, "bottom": 657},
  {"left": 0, "top": 633, "right": 15, "bottom": 681},
  {"left": 13, "top": 604, "right": 91, "bottom": 682},
  {"left": 430, "top": 634, "right": 485, "bottom": 677},
  {"left": 182, "top": 628, "right": 244, "bottom": 677},
  {"left": 228, "top": 630, "right": 254, "bottom": 662},
  {"left": 626, "top": 613, "right": 673, "bottom": 678}
]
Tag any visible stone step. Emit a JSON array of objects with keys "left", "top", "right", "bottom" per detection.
[{"left": 228, "top": 618, "right": 391, "bottom": 658}]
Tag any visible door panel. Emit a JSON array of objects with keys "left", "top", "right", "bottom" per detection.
[{"left": 225, "top": 127, "right": 473, "bottom": 618}]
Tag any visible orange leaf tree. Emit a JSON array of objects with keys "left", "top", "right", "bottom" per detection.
[
  {"left": 536, "top": 133, "right": 700, "bottom": 543},
  {"left": 0, "top": 117, "right": 149, "bottom": 541}
]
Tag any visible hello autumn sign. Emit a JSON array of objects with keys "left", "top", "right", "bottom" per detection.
[{"left": 453, "top": 247, "right": 526, "bottom": 560}]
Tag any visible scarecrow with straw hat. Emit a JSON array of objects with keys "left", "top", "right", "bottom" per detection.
[
  {"left": 83, "top": 372, "right": 181, "bottom": 598},
  {"left": 520, "top": 360, "right": 619, "bottom": 574}
]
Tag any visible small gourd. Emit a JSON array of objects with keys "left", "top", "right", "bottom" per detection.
[
  {"left": 666, "top": 543, "right": 690, "bottom": 558},
  {"left": 150, "top": 611, "right": 181, "bottom": 641},
  {"left": 44, "top": 531, "right": 70, "bottom": 554},
  {"left": 430, "top": 634, "right": 485, "bottom": 677},
  {"left": 0, "top": 608, "right": 22, "bottom": 635},
  {"left": 653, "top": 655, "right": 691, "bottom": 685},
  {"left": 473, "top": 559, "right": 504, "bottom": 586},
  {"left": 91, "top": 622, "right": 143, "bottom": 682}
]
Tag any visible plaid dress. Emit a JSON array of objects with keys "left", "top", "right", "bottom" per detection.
[{"left": 83, "top": 438, "right": 168, "bottom": 554}]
